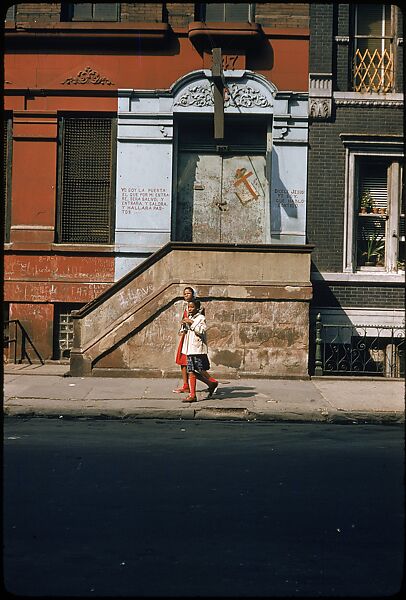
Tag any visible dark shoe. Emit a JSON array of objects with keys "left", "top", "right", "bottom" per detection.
[
  {"left": 182, "top": 395, "right": 197, "bottom": 403},
  {"left": 207, "top": 382, "right": 218, "bottom": 397}
]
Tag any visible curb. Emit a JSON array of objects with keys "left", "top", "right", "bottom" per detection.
[{"left": 4, "top": 402, "right": 404, "bottom": 425}]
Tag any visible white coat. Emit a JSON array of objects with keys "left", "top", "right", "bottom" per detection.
[{"left": 181, "top": 313, "right": 208, "bottom": 355}]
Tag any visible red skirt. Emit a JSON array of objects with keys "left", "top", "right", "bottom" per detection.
[{"left": 175, "top": 334, "right": 187, "bottom": 366}]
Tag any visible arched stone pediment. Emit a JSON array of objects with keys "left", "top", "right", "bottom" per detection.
[{"left": 171, "top": 69, "right": 277, "bottom": 114}]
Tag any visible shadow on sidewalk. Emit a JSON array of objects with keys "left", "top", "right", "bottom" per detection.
[{"left": 198, "top": 385, "right": 257, "bottom": 400}]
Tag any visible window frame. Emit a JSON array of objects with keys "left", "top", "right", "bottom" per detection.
[
  {"left": 196, "top": 3, "right": 255, "bottom": 23},
  {"left": 343, "top": 140, "right": 404, "bottom": 274},
  {"left": 56, "top": 113, "right": 117, "bottom": 245},
  {"left": 351, "top": 3, "right": 394, "bottom": 93}
]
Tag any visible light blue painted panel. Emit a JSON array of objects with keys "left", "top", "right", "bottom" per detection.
[
  {"left": 270, "top": 144, "right": 308, "bottom": 241},
  {"left": 116, "top": 141, "right": 173, "bottom": 235}
]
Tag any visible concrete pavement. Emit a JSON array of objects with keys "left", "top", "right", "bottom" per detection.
[{"left": 3, "top": 362, "right": 404, "bottom": 424}]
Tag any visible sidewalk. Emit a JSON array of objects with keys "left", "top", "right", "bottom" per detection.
[{"left": 3, "top": 363, "right": 404, "bottom": 424}]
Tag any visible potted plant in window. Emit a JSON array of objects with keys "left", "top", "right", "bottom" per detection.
[
  {"left": 362, "top": 234, "right": 385, "bottom": 266},
  {"left": 359, "top": 189, "right": 374, "bottom": 214}
]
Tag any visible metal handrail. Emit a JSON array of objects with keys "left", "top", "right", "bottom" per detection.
[{"left": 3, "top": 319, "right": 44, "bottom": 365}]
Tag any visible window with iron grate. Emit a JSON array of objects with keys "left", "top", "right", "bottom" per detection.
[
  {"left": 57, "top": 116, "right": 116, "bottom": 244},
  {"left": 53, "top": 303, "right": 85, "bottom": 359},
  {"left": 3, "top": 115, "right": 12, "bottom": 243}
]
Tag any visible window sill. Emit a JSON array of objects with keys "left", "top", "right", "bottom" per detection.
[
  {"left": 51, "top": 244, "right": 116, "bottom": 253},
  {"left": 4, "top": 242, "right": 116, "bottom": 253},
  {"left": 312, "top": 271, "right": 405, "bottom": 283}
]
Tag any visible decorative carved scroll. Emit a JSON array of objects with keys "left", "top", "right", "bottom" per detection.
[
  {"left": 175, "top": 85, "right": 213, "bottom": 107},
  {"left": 62, "top": 66, "right": 114, "bottom": 85},
  {"left": 225, "top": 84, "right": 270, "bottom": 108},
  {"left": 175, "top": 83, "right": 271, "bottom": 108}
]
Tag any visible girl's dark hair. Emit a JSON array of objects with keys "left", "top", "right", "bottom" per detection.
[
  {"left": 189, "top": 299, "right": 201, "bottom": 310},
  {"left": 184, "top": 286, "right": 195, "bottom": 296}
]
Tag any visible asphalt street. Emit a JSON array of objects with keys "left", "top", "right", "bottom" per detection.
[{"left": 3, "top": 418, "right": 404, "bottom": 597}]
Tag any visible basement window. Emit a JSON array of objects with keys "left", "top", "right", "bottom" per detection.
[{"left": 53, "top": 304, "right": 85, "bottom": 360}]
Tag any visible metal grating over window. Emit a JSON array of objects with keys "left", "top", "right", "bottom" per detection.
[
  {"left": 3, "top": 117, "right": 11, "bottom": 242},
  {"left": 59, "top": 117, "right": 114, "bottom": 244},
  {"left": 54, "top": 303, "right": 85, "bottom": 359}
]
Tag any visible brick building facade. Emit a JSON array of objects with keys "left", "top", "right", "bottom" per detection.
[
  {"left": 308, "top": 3, "right": 404, "bottom": 376},
  {"left": 3, "top": 3, "right": 404, "bottom": 377}
]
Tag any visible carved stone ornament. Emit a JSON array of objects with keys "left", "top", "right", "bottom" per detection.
[
  {"left": 62, "top": 66, "right": 114, "bottom": 85},
  {"left": 175, "top": 83, "right": 271, "bottom": 108},
  {"left": 224, "top": 84, "right": 271, "bottom": 108},
  {"left": 175, "top": 84, "right": 213, "bottom": 107},
  {"left": 309, "top": 98, "right": 331, "bottom": 119},
  {"left": 308, "top": 73, "right": 333, "bottom": 119}
]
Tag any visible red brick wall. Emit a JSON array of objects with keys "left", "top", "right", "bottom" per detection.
[{"left": 9, "top": 302, "right": 54, "bottom": 361}]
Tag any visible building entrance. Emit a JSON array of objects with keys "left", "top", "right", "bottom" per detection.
[{"left": 175, "top": 116, "right": 269, "bottom": 244}]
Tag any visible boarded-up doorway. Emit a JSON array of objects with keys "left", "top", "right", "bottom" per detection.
[{"left": 175, "top": 116, "right": 269, "bottom": 244}]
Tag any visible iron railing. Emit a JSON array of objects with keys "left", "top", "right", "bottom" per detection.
[
  {"left": 314, "top": 314, "right": 404, "bottom": 378},
  {"left": 3, "top": 319, "right": 44, "bottom": 365}
]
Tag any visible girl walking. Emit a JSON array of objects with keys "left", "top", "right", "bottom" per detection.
[
  {"left": 180, "top": 298, "right": 218, "bottom": 403},
  {"left": 173, "top": 286, "right": 197, "bottom": 394}
]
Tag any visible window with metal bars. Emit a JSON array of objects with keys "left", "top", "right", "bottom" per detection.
[
  {"left": 3, "top": 115, "right": 12, "bottom": 243},
  {"left": 57, "top": 116, "right": 116, "bottom": 244},
  {"left": 352, "top": 3, "right": 394, "bottom": 92},
  {"left": 197, "top": 3, "right": 253, "bottom": 22},
  {"left": 61, "top": 3, "right": 120, "bottom": 22},
  {"left": 53, "top": 303, "right": 85, "bottom": 359}
]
